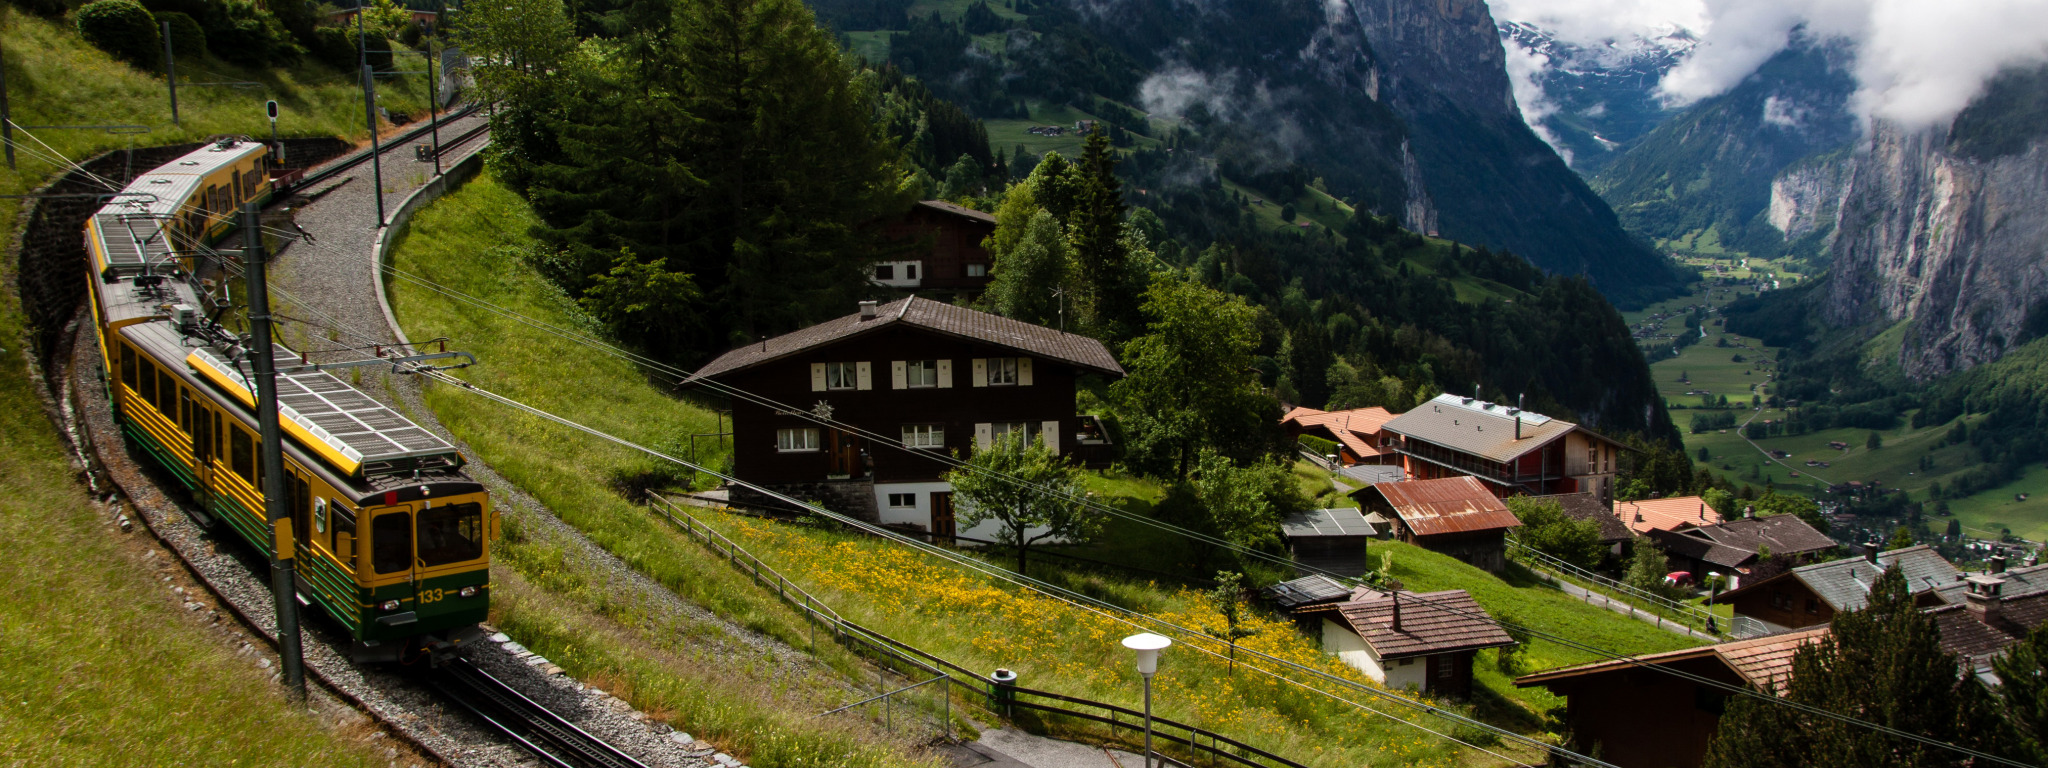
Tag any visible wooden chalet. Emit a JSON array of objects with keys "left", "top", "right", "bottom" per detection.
[
  {"left": 1379, "top": 394, "right": 1628, "bottom": 501},
  {"left": 1296, "top": 588, "right": 1514, "bottom": 697},
  {"left": 1709, "top": 545, "right": 1958, "bottom": 634},
  {"left": 1515, "top": 628, "right": 1826, "bottom": 768},
  {"left": 1351, "top": 477, "right": 1521, "bottom": 572},
  {"left": 874, "top": 200, "right": 997, "bottom": 293},
  {"left": 1523, "top": 565, "right": 2048, "bottom": 768},
  {"left": 683, "top": 297, "right": 1122, "bottom": 536},
  {"left": 1278, "top": 507, "right": 1389, "bottom": 577},
  {"left": 1281, "top": 406, "right": 1398, "bottom": 466},
  {"left": 1550, "top": 491, "right": 1634, "bottom": 560},
  {"left": 1647, "top": 513, "right": 1834, "bottom": 586}
]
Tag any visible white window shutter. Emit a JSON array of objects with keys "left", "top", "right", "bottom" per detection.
[
  {"left": 856, "top": 361, "right": 872, "bottom": 390},
  {"left": 1042, "top": 420, "right": 1060, "bottom": 453},
  {"left": 971, "top": 358, "right": 988, "bottom": 387},
  {"left": 810, "top": 363, "right": 826, "bottom": 392},
  {"left": 1018, "top": 357, "right": 1034, "bottom": 386},
  {"left": 891, "top": 361, "right": 906, "bottom": 390},
  {"left": 937, "top": 359, "right": 953, "bottom": 388},
  {"left": 975, "top": 423, "right": 992, "bottom": 450}
]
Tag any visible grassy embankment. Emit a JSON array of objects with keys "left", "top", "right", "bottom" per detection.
[
  {"left": 0, "top": 9, "right": 438, "bottom": 765},
  {"left": 388, "top": 175, "right": 939, "bottom": 768},
  {"left": 390, "top": 174, "right": 1704, "bottom": 767}
]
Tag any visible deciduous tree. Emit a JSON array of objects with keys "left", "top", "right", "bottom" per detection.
[
  {"left": 945, "top": 433, "right": 1097, "bottom": 576},
  {"left": 1111, "top": 279, "right": 1280, "bottom": 478}
]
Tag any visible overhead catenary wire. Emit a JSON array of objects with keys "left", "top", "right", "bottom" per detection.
[{"left": 148, "top": 155, "right": 2036, "bottom": 768}]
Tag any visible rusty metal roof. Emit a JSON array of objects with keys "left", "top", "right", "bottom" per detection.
[
  {"left": 1364, "top": 477, "right": 1522, "bottom": 537},
  {"left": 685, "top": 296, "right": 1124, "bottom": 384}
]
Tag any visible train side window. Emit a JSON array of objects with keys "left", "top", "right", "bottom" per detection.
[
  {"left": 230, "top": 427, "right": 255, "bottom": 484},
  {"left": 332, "top": 506, "right": 357, "bottom": 569},
  {"left": 119, "top": 342, "right": 139, "bottom": 390},
  {"left": 177, "top": 388, "right": 195, "bottom": 436},
  {"left": 372, "top": 511, "right": 411, "bottom": 575},
  {"left": 417, "top": 503, "right": 484, "bottom": 566}
]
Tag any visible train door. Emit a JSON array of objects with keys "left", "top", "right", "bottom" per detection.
[
  {"left": 192, "top": 407, "right": 216, "bottom": 499},
  {"left": 368, "top": 506, "right": 418, "bottom": 616}
]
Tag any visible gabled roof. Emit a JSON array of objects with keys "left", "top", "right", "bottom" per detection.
[
  {"left": 1322, "top": 589, "right": 1515, "bottom": 659},
  {"left": 684, "top": 296, "right": 1123, "bottom": 384},
  {"left": 1283, "top": 406, "right": 1396, "bottom": 458},
  {"left": 1280, "top": 507, "right": 1386, "bottom": 538},
  {"left": 1935, "top": 562, "right": 2048, "bottom": 604},
  {"left": 914, "top": 199, "right": 998, "bottom": 225},
  {"left": 1336, "top": 464, "right": 1407, "bottom": 486},
  {"left": 1712, "top": 545, "right": 1959, "bottom": 611},
  {"left": 1516, "top": 627, "right": 1827, "bottom": 695},
  {"left": 1381, "top": 393, "right": 1623, "bottom": 464},
  {"left": 1548, "top": 492, "right": 1633, "bottom": 544},
  {"left": 1651, "top": 515, "right": 1835, "bottom": 570},
  {"left": 1356, "top": 477, "right": 1522, "bottom": 537},
  {"left": 1613, "top": 495, "right": 1721, "bottom": 535}
]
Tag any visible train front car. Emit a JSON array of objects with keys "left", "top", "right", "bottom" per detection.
[{"left": 85, "top": 138, "right": 494, "bottom": 666}]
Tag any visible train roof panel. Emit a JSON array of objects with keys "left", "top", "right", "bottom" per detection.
[
  {"left": 186, "top": 345, "right": 462, "bottom": 476},
  {"left": 90, "top": 212, "right": 179, "bottom": 276}
]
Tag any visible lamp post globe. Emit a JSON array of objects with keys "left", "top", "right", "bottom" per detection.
[{"left": 1122, "top": 633, "right": 1172, "bottom": 767}]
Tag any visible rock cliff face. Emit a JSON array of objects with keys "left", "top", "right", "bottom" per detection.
[
  {"left": 1343, "top": 0, "right": 1680, "bottom": 304},
  {"left": 1820, "top": 124, "right": 2048, "bottom": 380},
  {"left": 1766, "top": 152, "right": 1854, "bottom": 244}
]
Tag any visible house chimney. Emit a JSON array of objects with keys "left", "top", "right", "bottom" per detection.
[
  {"left": 1390, "top": 591, "right": 1402, "bottom": 632},
  {"left": 1965, "top": 574, "right": 2007, "bottom": 625},
  {"left": 859, "top": 300, "right": 879, "bottom": 320},
  {"left": 1863, "top": 544, "right": 1879, "bottom": 564},
  {"left": 1743, "top": 505, "right": 1755, "bottom": 520},
  {"left": 1991, "top": 554, "right": 2008, "bottom": 574},
  {"left": 1700, "top": 502, "right": 1707, "bottom": 520}
]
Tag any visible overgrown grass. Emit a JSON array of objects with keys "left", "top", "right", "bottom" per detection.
[
  {"left": 388, "top": 174, "right": 938, "bottom": 768},
  {"left": 0, "top": 15, "right": 448, "bottom": 763},
  {"left": 0, "top": 6, "right": 431, "bottom": 206}
]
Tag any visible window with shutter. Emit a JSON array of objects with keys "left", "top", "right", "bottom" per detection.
[
  {"left": 825, "top": 362, "right": 858, "bottom": 390},
  {"left": 1041, "top": 420, "right": 1060, "bottom": 453},
  {"left": 856, "top": 361, "right": 873, "bottom": 390},
  {"left": 891, "top": 360, "right": 907, "bottom": 389},
  {"left": 902, "top": 424, "right": 944, "bottom": 448},
  {"left": 971, "top": 358, "right": 988, "bottom": 387},
  {"left": 1017, "top": 357, "right": 1033, "bottom": 386},
  {"left": 905, "top": 360, "right": 938, "bottom": 388},
  {"left": 987, "top": 358, "right": 1019, "bottom": 386},
  {"left": 937, "top": 359, "right": 953, "bottom": 388},
  {"left": 811, "top": 363, "right": 826, "bottom": 391}
]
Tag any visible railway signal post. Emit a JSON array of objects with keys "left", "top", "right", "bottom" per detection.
[{"left": 244, "top": 201, "right": 307, "bottom": 699}]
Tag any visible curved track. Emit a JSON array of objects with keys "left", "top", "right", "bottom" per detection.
[{"left": 427, "top": 659, "right": 653, "bottom": 768}]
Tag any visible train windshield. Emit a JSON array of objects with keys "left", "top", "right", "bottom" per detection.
[
  {"left": 417, "top": 503, "right": 485, "bottom": 567},
  {"left": 372, "top": 511, "right": 412, "bottom": 574}
]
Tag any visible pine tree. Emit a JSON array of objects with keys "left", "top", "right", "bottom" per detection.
[
  {"left": 1702, "top": 566, "right": 2020, "bottom": 768},
  {"left": 1069, "top": 128, "right": 1144, "bottom": 342},
  {"left": 1995, "top": 624, "right": 2048, "bottom": 762}
]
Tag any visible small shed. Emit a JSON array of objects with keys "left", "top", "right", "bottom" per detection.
[
  {"left": 1263, "top": 574, "right": 1355, "bottom": 632},
  {"left": 1296, "top": 588, "right": 1514, "bottom": 697},
  {"left": 1280, "top": 507, "right": 1388, "bottom": 577},
  {"left": 1352, "top": 477, "right": 1522, "bottom": 572}
]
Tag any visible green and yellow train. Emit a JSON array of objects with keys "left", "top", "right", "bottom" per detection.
[{"left": 84, "top": 138, "right": 493, "bottom": 663}]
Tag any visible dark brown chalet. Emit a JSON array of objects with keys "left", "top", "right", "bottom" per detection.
[
  {"left": 683, "top": 297, "right": 1123, "bottom": 536},
  {"left": 874, "top": 201, "right": 997, "bottom": 293}
]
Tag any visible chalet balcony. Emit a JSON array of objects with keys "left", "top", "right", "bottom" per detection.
[{"left": 1389, "top": 440, "right": 1553, "bottom": 493}]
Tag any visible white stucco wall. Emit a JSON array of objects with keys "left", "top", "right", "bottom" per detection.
[
  {"left": 1321, "top": 618, "right": 1428, "bottom": 690},
  {"left": 872, "top": 482, "right": 1055, "bottom": 543}
]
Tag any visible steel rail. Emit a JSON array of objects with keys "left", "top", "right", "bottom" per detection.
[
  {"left": 427, "top": 657, "right": 651, "bottom": 768},
  {"left": 289, "top": 104, "right": 482, "bottom": 190}
]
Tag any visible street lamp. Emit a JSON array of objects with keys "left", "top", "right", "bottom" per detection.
[{"left": 1122, "top": 632, "right": 1172, "bottom": 768}]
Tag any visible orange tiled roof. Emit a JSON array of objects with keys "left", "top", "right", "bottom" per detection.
[
  {"left": 1283, "top": 406, "right": 1396, "bottom": 458},
  {"left": 1614, "top": 495, "right": 1722, "bottom": 535}
]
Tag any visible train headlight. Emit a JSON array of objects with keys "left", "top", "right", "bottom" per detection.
[
  {"left": 459, "top": 586, "right": 479, "bottom": 598},
  {"left": 379, "top": 599, "right": 401, "bottom": 611}
]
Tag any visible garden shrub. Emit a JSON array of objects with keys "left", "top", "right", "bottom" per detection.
[
  {"left": 157, "top": 10, "right": 205, "bottom": 61},
  {"left": 6, "top": 0, "right": 68, "bottom": 19},
  {"left": 200, "top": 0, "right": 296, "bottom": 67},
  {"left": 77, "top": 0, "right": 160, "bottom": 67}
]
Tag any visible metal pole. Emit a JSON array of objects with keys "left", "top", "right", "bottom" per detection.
[
  {"left": 1143, "top": 673, "right": 1154, "bottom": 768},
  {"left": 362, "top": 64, "right": 385, "bottom": 226},
  {"left": 245, "top": 202, "right": 306, "bottom": 700},
  {"left": 0, "top": 39, "right": 14, "bottom": 170},
  {"left": 426, "top": 38, "right": 440, "bottom": 175},
  {"left": 161, "top": 22, "right": 178, "bottom": 126}
]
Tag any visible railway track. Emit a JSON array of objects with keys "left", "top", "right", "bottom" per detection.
[
  {"left": 427, "top": 658, "right": 654, "bottom": 768},
  {"left": 291, "top": 104, "right": 485, "bottom": 190}
]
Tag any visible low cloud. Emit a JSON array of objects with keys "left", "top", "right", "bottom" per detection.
[
  {"left": 1761, "top": 95, "right": 1806, "bottom": 128},
  {"left": 1502, "top": 38, "right": 1574, "bottom": 165},
  {"left": 1492, "top": 0, "right": 1708, "bottom": 48}
]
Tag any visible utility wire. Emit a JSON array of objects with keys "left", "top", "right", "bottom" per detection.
[{"left": 131, "top": 152, "right": 2036, "bottom": 768}]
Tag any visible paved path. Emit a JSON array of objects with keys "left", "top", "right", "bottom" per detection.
[{"left": 943, "top": 729, "right": 1145, "bottom": 768}]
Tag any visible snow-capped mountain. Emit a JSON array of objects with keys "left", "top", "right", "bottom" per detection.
[{"left": 1498, "top": 20, "right": 1697, "bottom": 174}]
